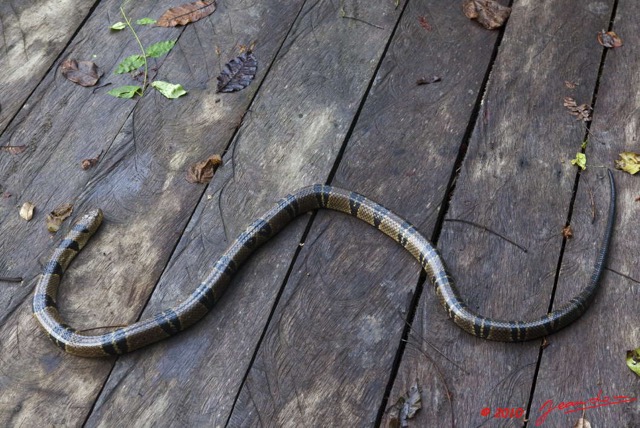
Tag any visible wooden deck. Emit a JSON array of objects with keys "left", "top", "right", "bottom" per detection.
[{"left": 1, "top": 0, "right": 638, "bottom": 426}]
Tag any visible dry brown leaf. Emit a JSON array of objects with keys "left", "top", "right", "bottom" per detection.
[
  {"left": 597, "top": 30, "right": 623, "bottom": 48},
  {"left": 463, "top": 0, "right": 511, "bottom": 30},
  {"left": 46, "top": 203, "right": 73, "bottom": 233},
  {"left": 19, "top": 202, "right": 35, "bottom": 221},
  {"left": 564, "top": 80, "right": 578, "bottom": 89},
  {"left": 156, "top": 0, "right": 216, "bottom": 27},
  {"left": 563, "top": 97, "right": 592, "bottom": 122},
  {"left": 186, "top": 155, "right": 222, "bottom": 184},
  {"left": 573, "top": 416, "right": 592, "bottom": 428},
  {"left": 562, "top": 225, "right": 573, "bottom": 239},
  {"left": 0, "top": 145, "right": 27, "bottom": 155},
  {"left": 60, "top": 59, "right": 100, "bottom": 87},
  {"left": 81, "top": 151, "right": 103, "bottom": 170}
]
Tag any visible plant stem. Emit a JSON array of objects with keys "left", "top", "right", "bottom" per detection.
[{"left": 120, "top": 4, "right": 147, "bottom": 94}]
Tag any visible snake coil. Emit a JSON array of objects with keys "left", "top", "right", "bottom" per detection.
[{"left": 33, "top": 171, "right": 615, "bottom": 357}]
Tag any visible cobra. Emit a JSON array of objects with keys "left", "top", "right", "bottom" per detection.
[{"left": 33, "top": 171, "right": 615, "bottom": 357}]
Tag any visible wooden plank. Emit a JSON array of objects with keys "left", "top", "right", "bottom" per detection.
[
  {"left": 0, "top": 0, "right": 306, "bottom": 425},
  {"left": 83, "top": 1, "right": 403, "bottom": 426},
  {"left": 0, "top": 0, "right": 98, "bottom": 133},
  {"left": 384, "top": 1, "right": 616, "bottom": 426},
  {"left": 227, "top": 0, "right": 501, "bottom": 425},
  {"left": 529, "top": 0, "right": 640, "bottom": 425}
]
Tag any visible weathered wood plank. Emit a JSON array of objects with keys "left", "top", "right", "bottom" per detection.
[
  {"left": 228, "top": 0, "right": 500, "bottom": 425},
  {"left": 529, "top": 0, "right": 640, "bottom": 425},
  {"left": 0, "top": 0, "right": 98, "bottom": 133},
  {"left": 385, "top": 1, "right": 616, "bottom": 426},
  {"left": 84, "top": 1, "right": 403, "bottom": 426},
  {"left": 0, "top": 0, "right": 306, "bottom": 425}
]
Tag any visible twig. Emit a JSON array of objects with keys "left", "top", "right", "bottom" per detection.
[
  {"left": 444, "top": 218, "right": 528, "bottom": 253},
  {"left": 341, "top": 15, "right": 385, "bottom": 29},
  {"left": 120, "top": 3, "right": 148, "bottom": 94},
  {"left": 0, "top": 276, "right": 23, "bottom": 283},
  {"left": 605, "top": 267, "right": 640, "bottom": 285},
  {"left": 339, "top": 4, "right": 384, "bottom": 29}
]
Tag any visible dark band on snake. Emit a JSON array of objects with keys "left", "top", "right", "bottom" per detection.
[{"left": 33, "top": 171, "right": 616, "bottom": 357}]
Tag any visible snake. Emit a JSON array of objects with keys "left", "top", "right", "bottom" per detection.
[{"left": 33, "top": 171, "right": 615, "bottom": 357}]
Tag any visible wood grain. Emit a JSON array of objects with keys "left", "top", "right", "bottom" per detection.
[
  {"left": 529, "top": 0, "right": 640, "bottom": 424},
  {"left": 0, "top": 0, "right": 305, "bottom": 424},
  {"left": 229, "top": 0, "right": 500, "bottom": 425},
  {"left": 0, "top": 0, "right": 98, "bottom": 132},
  {"left": 386, "top": 1, "right": 616, "bottom": 426},
  {"left": 84, "top": 1, "right": 403, "bottom": 426}
]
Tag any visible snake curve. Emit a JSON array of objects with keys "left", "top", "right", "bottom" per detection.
[{"left": 33, "top": 171, "right": 616, "bottom": 357}]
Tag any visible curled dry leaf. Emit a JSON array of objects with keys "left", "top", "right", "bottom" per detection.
[
  {"left": 186, "top": 155, "right": 222, "bottom": 184},
  {"left": 563, "top": 97, "right": 592, "bottom": 122},
  {"left": 463, "top": 0, "right": 511, "bottom": 30},
  {"left": 46, "top": 203, "right": 73, "bottom": 233},
  {"left": 0, "top": 145, "right": 27, "bottom": 155},
  {"left": 615, "top": 152, "right": 640, "bottom": 175},
  {"left": 388, "top": 381, "right": 422, "bottom": 428},
  {"left": 401, "top": 382, "right": 422, "bottom": 423},
  {"left": 156, "top": 0, "right": 216, "bottom": 27},
  {"left": 573, "top": 416, "right": 592, "bottom": 428},
  {"left": 597, "top": 30, "right": 623, "bottom": 48},
  {"left": 81, "top": 151, "right": 102, "bottom": 170},
  {"left": 217, "top": 51, "right": 258, "bottom": 93},
  {"left": 416, "top": 76, "right": 441, "bottom": 85},
  {"left": 20, "top": 202, "right": 35, "bottom": 221},
  {"left": 61, "top": 59, "right": 100, "bottom": 87},
  {"left": 562, "top": 225, "right": 573, "bottom": 239}
]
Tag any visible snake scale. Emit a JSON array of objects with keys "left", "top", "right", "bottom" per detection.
[{"left": 33, "top": 171, "right": 615, "bottom": 357}]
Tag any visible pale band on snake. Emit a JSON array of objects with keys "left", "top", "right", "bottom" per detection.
[{"left": 33, "top": 170, "right": 616, "bottom": 357}]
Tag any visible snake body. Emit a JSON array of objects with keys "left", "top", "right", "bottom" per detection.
[{"left": 33, "top": 172, "right": 615, "bottom": 357}]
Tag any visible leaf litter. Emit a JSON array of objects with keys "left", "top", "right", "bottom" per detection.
[
  {"left": 20, "top": 202, "right": 35, "bottom": 221},
  {"left": 61, "top": 59, "right": 101, "bottom": 87},
  {"left": 0, "top": 145, "right": 27, "bottom": 155},
  {"left": 463, "top": 0, "right": 511, "bottom": 30},
  {"left": 615, "top": 152, "right": 640, "bottom": 175},
  {"left": 46, "top": 203, "right": 74, "bottom": 233},
  {"left": 564, "top": 97, "right": 592, "bottom": 122},
  {"left": 186, "top": 155, "right": 222, "bottom": 184},
  {"left": 157, "top": 0, "right": 217, "bottom": 27},
  {"left": 388, "top": 381, "right": 422, "bottom": 427},
  {"left": 597, "top": 30, "right": 623, "bottom": 48},
  {"left": 217, "top": 51, "right": 258, "bottom": 93}
]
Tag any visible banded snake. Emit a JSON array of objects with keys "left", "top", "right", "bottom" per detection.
[{"left": 33, "top": 171, "right": 615, "bottom": 357}]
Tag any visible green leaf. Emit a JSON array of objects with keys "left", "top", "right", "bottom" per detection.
[
  {"left": 570, "top": 152, "right": 586, "bottom": 170},
  {"left": 145, "top": 40, "right": 176, "bottom": 58},
  {"left": 107, "top": 85, "right": 142, "bottom": 99},
  {"left": 151, "top": 81, "right": 187, "bottom": 99},
  {"left": 627, "top": 348, "right": 640, "bottom": 377},
  {"left": 110, "top": 22, "right": 126, "bottom": 31},
  {"left": 115, "top": 55, "right": 145, "bottom": 74},
  {"left": 136, "top": 17, "right": 156, "bottom": 25}
]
